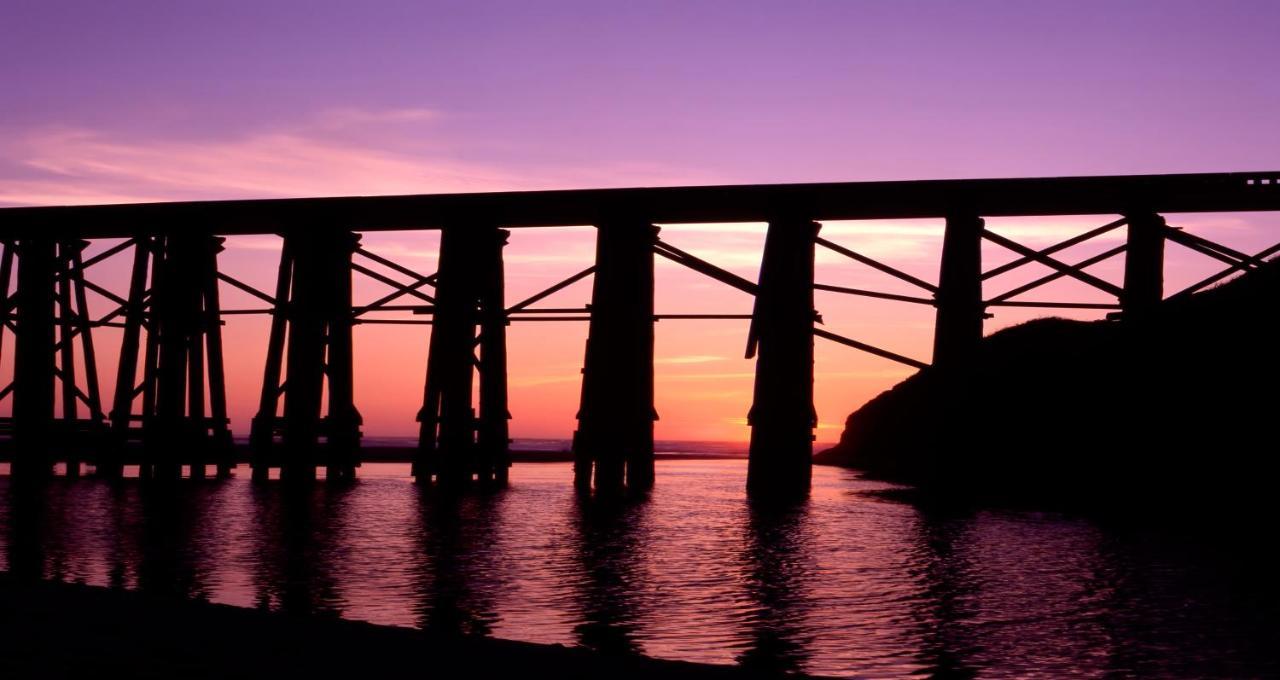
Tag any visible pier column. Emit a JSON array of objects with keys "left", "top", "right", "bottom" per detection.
[
  {"left": 250, "top": 240, "right": 295, "bottom": 481},
  {"left": 476, "top": 228, "right": 512, "bottom": 484},
  {"left": 11, "top": 238, "right": 56, "bottom": 478},
  {"left": 273, "top": 230, "right": 363, "bottom": 482},
  {"left": 1121, "top": 212, "right": 1165, "bottom": 321},
  {"left": 572, "top": 221, "right": 657, "bottom": 494},
  {"left": 108, "top": 235, "right": 233, "bottom": 480},
  {"left": 416, "top": 225, "right": 511, "bottom": 485},
  {"left": 932, "top": 214, "right": 985, "bottom": 368},
  {"left": 106, "top": 237, "right": 155, "bottom": 478},
  {"left": 746, "top": 219, "right": 819, "bottom": 498},
  {"left": 324, "top": 232, "right": 361, "bottom": 481}
]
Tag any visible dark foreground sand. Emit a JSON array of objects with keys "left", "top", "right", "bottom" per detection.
[{"left": 0, "top": 575, "right": 808, "bottom": 679}]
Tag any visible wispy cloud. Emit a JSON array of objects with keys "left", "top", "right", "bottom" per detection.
[{"left": 0, "top": 108, "right": 726, "bottom": 208}]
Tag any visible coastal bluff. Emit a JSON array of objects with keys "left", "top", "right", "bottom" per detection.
[{"left": 816, "top": 258, "right": 1280, "bottom": 506}]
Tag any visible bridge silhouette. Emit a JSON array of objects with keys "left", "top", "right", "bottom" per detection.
[{"left": 0, "top": 171, "right": 1277, "bottom": 497}]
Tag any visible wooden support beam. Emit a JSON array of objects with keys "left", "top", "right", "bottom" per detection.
[
  {"left": 814, "top": 328, "right": 928, "bottom": 369},
  {"left": 981, "top": 217, "right": 1126, "bottom": 280},
  {"left": 505, "top": 266, "right": 595, "bottom": 314},
  {"left": 12, "top": 238, "right": 57, "bottom": 478},
  {"left": 1168, "top": 241, "right": 1280, "bottom": 300},
  {"left": 982, "top": 228, "right": 1124, "bottom": 298},
  {"left": 573, "top": 221, "right": 658, "bottom": 494},
  {"left": 416, "top": 225, "right": 508, "bottom": 485},
  {"left": 56, "top": 242, "right": 81, "bottom": 477},
  {"left": 1121, "top": 213, "right": 1166, "bottom": 320},
  {"left": 201, "top": 237, "right": 235, "bottom": 478},
  {"left": 933, "top": 215, "right": 985, "bottom": 368},
  {"left": 325, "top": 232, "right": 362, "bottom": 482},
  {"left": 9, "top": 171, "right": 1278, "bottom": 239},
  {"left": 654, "top": 240, "right": 759, "bottom": 295},
  {"left": 477, "top": 229, "right": 512, "bottom": 485},
  {"left": 250, "top": 240, "right": 294, "bottom": 481},
  {"left": 986, "top": 245, "right": 1126, "bottom": 305},
  {"left": 813, "top": 283, "right": 935, "bottom": 305},
  {"left": 0, "top": 244, "right": 13, "bottom": 410},
  {"left": 815, "top": 236, "right": 938, "bottom": 293},
  {"left": 278, "top": 231, "right": 363, "bottom": 482},
  {"left": 746, "top": 218, "right": 819, "bottom": 498},
  {"left": 416, "top": 226, "right": 480, "bottom": 484}
]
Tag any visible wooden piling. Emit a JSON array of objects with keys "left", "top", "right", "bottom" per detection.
[
  {"left": 745, "top": 219, "right": 819, "bottom": 498},
  {"left": 932, "top": 214, "right": 985, "bottom": 368},
  {"left": 12, "top": 238, "right": 57, "bottom": 478},
  {"left": 572, "top": 221, "right": 658, "bottom": 494},
  {"left": 416, "top": 224, "right": 511, "bottom": 485},
  {"left": 1122, "top": 212, "right": 1166, "bottom": 320}
]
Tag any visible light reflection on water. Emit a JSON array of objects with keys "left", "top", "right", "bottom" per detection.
[{"left": 1, "top": 460, "right": 1277, "bottom": 678}]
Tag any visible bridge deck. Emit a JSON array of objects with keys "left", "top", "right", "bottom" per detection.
[{"left": 1, "top": 171, "right": 1279, "bottom": 238}]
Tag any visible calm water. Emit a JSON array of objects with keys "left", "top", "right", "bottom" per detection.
[{"left": 2, "top": 459, "right": 1277, "bottom": 678}]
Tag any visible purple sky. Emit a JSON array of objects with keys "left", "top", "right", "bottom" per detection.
[
  {"left": 3, "top": 0, "right": 1278, "bottom": 204},
  {"left": 2, "top": 1, "right": 1278, "bottom": 440}
]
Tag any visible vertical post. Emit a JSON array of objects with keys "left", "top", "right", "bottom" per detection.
[
  {"left": 151, "top": 236, "right": 191, "bottom": 479},
  {"left": 106, "top": 238, "right": 152, "bottom": 478},
  {"left": 1122, "top": 212, "right": 1166, "bottom": 320},
  {"left": 12, "top": 238, "right": 56, "bottom": 478},
  {"left": 476, "top": 228, "right": 511, "bottom": 485},
  {"left": 932, "top": 214, "right": 985, "bottom": 368},
  {"left": 250, "top": 240, "right": 294, "bottom": 481},
  {"left": 187, "top": 274, "right": 207, "bottom": 481},
  {"left": 138, "top": 245, "right": 163, "bottom": 479},
  {"left": 266, "top": 229, "right": 363, "bottom": 483},
  {"left": 325, "top": 232, "right": 362, "bottom": 481},
  {"left": 280, "top": 234, "right": 326, "bottom": 482},
  {"left": 201, "top": 237, "right": 235, "bottom": 477},
  {"left": 746, "top": 219, "right": 818, "bottom": 498},
  {"left": 572, "top": 221, "right": 658, "bottom": 494},
  {"left": 56, "top": 242, "right": 81, "bottom": 477},
  {"left": 68, "top": 244, "right": 106, "bottom": 437},
  {"left": 417, "top": 226, "right": 480, "bottom": 485},
  {"left": 0, "top": 243, "right": 13, "bottom": 433}
]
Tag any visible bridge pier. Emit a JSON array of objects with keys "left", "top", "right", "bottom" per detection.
[
  {"left": 251, "top": 230, "right": 363, "bottom": 482},
  {"left": 11, "top": 238, "right": 57, "bottom": 478},
  {"left": 932, "top": 214, "right": 985, "bottom": 367},
  {"left": 416, "top": 225, "right": 511, "bottom": 485},
  {"left": 1122, "top": 212, "right": 1166, "bottom": 320},
  {"left": 5, "top": 238, "right": 108, "bottom": 478},
  {"left": 108, "top": 235, "right": 233, "bottom": 480},
  {"left": 746, "top": 219, "right": 819, "bottom": 499},
  {"left": 572, "top": 221, "right": 658, "bottom": 494},
  {"left": 104, "top": 238, "right": 154, "bottom": 478}
]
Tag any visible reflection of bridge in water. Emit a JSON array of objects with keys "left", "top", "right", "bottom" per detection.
[{"left": 0, "top": 172, "right": 1277, "bottom": 497}]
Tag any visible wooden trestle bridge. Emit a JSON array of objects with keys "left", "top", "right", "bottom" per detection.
[{"left": 0, "top": 171, "right": 1277, "bottom": 496}]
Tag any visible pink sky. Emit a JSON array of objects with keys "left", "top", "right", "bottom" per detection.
[{"left": 2, "top": 1, "right": 1277, "bottom": 442}]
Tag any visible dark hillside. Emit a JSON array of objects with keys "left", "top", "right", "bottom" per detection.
[{"left": 816, "top": 259, "right": 1280, "bottom": 507}]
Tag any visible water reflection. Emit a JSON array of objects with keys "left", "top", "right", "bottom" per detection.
[
  {"left": 567, "top": 494, "right": 650, "bottom": 655},
  {"left": 248, "top": 484, "right": 350, "bottom": 616},
  {"left": 2, "top": 462, "right": 1280, "bottom": 678},
  {"left": 410, "top": 486, "right": 504, "bottom": 636},
  {"left": 907, "top": 508, "right": 980, "bottom": 680},
  {"left": 736, "top": 499, "right": 815, "bottom": 674}
]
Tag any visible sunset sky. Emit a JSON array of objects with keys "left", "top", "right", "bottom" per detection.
[{"left": 2, "top": 1, "right": 1278, "bottom": 443}]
